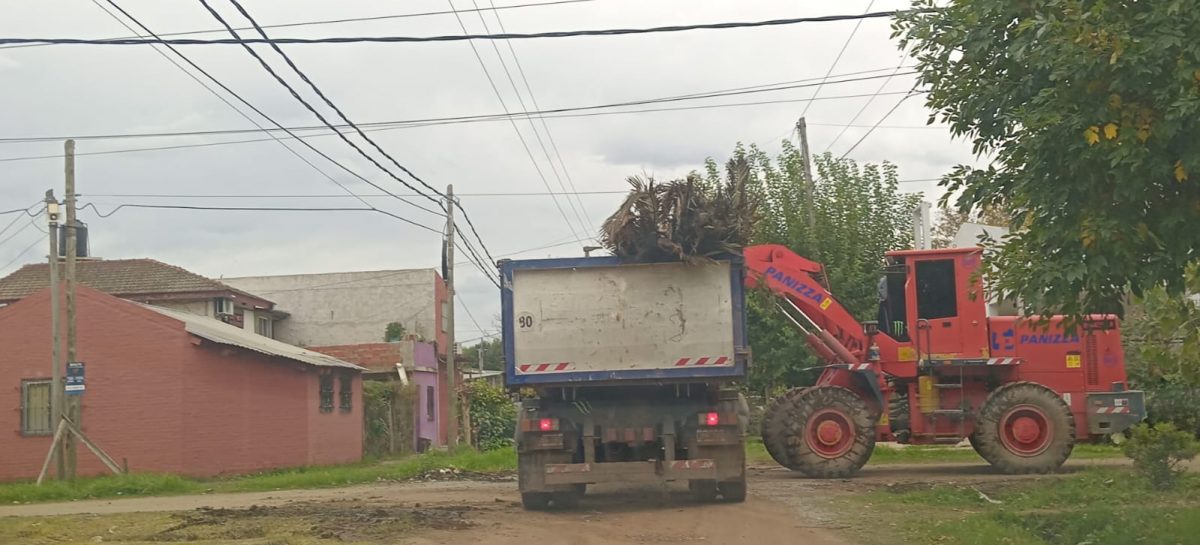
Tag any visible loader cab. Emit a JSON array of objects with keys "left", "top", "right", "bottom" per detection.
[{"left": 883, "top": 248, "right": 989, "bottom": 359}]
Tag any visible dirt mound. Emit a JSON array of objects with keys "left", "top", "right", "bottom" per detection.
[{"left": 152, "top": 501, "right": 474, "bottom": 542}]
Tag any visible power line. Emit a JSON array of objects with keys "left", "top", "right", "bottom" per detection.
[
  {"left": 486, "top": 0, "right": 595, "bottom": 237},
  {"left": 0, "top": 232, "right": 45, "bottom": 272},
  {"left": 100, "top": 0, "right": 444, "bottom": 219},
  {"left": 0, "top": 203, "right": 43, "bottom": 241},
  {"left": 0, "top": 212, "right": 44, "bottom": 249},
  {"left": 823, "top": 57, "right": 908, "bottom": 153},
  {"left": 456, "top": 292, "right": 489, "bottom": 341},
  {"left": 800, "top": 0, "right": 876, "bottom": 117},
  {"left": 0, "top": 70, "right": 920, "bottom": 145},
  {"left": 82, "top": 190, "right": 631, "bottom": 198},
  {"left": 0, "top": 11, "right": 920, "bottom": 46},
  {"left": 446, "top": 0, "right": 587, "bottom": 246},
  {"left": 211, "top": 0, "right": 497, "bottom": 265},
  {"left": 78, "top": 202, "right": 441, "bottom": 232},
  {"left": 0, "top": 0, "right": 596, "bottom": 51},
  {"left": 839, "top": 89, "right": 919, "bottom": 159}
]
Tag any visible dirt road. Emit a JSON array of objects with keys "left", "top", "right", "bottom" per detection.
[{"left": 0, "top": 459, "right": 1131, "bottom": 545}]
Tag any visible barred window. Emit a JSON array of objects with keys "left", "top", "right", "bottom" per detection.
[
  {"left": 338, "top": 373, "right": 353, "bottom": 411},
  {"left": 319, "top": 374, "right": 334, "bottom": 413},
  {"left": 22, "top": 380, "right": 53, "bottom": 435}
]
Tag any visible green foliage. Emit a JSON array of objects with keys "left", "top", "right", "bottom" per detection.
[
  {"left": 461, "top": 338, "right": 504, "bottom": 371},
  {"left": 865, "top": 468, "right": 1200, "bottom": 545},
  {"left": 384, "top": 321, "right": 406, "bottom": 342},
  {"left": 1123, "top": 422, "right": 1200, "bottom": 489},
  {"left": 466, "top": 380, "right": 517, "bottom": 451},
  {"left": 705, "top": 143, "right": 919, "bottom": 393},
  {"left": 362, "top": 380, "right": 417, "bottom": 458},
  {"left": 1124, "top": 263, "right": 1200, "bottom": 434},
  {"left": 895, "top": 0, "right": 1200, "bottom": 319}
]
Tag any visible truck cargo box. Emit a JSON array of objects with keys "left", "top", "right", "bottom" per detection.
[{"left": 500, "top": 256, "right": 748, "bottom": 387}]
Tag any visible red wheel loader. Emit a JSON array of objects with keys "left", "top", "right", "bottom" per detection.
[{"left": 748, "top": 244, "right": 1145, "bottom": 477}]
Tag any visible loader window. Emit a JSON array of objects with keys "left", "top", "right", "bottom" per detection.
[
  {"left": 915, "top": 259, "right": 957, "bottom": 319},
  {"left": 878, "top": 270, "right": 909, "bottom": 341}
]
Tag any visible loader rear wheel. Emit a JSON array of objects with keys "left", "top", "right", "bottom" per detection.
[
  {"left": 784, "top": 386, "right": 875, "bottom": 478},
  {"left": 974, "top": 382, "right": 1075, "bottom": 474},
  {"left": 760, "top": 387, "right": 808, "bottom": 468}
]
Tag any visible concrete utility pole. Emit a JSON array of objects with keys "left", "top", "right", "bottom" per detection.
[
  {"left": 795, "top": 117, "right": 817, "bottom": 235},
  {"left": 444, "top": 184, "right": 458, "bottom": 448},
  {"left": 44, "top": 189, "right": 63, "bottom": 480},
  {"left": 64, "top": 139, "right": 79, "bottom": 480}
]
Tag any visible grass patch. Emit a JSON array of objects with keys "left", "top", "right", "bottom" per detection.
[
  {"left": 858, "top": 468, "right": 1200, "bottom": 545},
  {"left": 746, "top": 437, "right": 1124, "bottom": 467},
  {"left": 0, "top": 448, "right": 517, "bottom": 505}
]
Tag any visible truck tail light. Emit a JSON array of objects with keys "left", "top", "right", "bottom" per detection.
[
  {"left": 703, "top": 412, "right": 720, "bottom": 426},
  {"left": 538, "top": 418, "right": 558, "bottom": 432}
]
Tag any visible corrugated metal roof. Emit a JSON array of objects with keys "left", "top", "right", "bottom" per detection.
[{"left": 144, "top": 305, "right": 364, "bottom": 371}]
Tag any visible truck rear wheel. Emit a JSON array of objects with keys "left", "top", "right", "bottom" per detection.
[
  {"left": 689, "top": 479, "right": 718, "bottom": 502},
  {"left": 718, "top": 476, "right": 747, "bottom": 502},
  {"left": 974, "top": 382, "right": 1075, "bottom": 474},
  {"left": 760, "top": 387, "right": 808, "bottom": 468},
  {"left": 784, "top": 386, "right": 876, "bottom": 478}
]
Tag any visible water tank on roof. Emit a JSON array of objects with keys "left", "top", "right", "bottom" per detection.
[{"left": 57, "top": 220, "right": 89, "bottom": 258}]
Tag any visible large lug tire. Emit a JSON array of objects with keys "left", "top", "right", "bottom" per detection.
[
  {"left": 974, "top": 382, "right": 1075, "bottom": 474},
  {"left": 521, "top": 492, "right": 552, "bottom": 511},
  {"left": 551, "top": 490, "right": 581, "bottom": 509},
  {"left": 784, "top": 386, "right": 876, "bottom": 478},
  {"left": 760, "top": 387, "right": 808, "bottom": 468}
]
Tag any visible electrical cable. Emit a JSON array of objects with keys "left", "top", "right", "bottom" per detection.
[
  {"left": 0, "top": 232, "right": 45, "bottom": 272},
  {"left": 800, "top": 0, "right": 876, "bottom": 117},
  {"left": 0, "top": 202, "right": 43, "bottom": 241},
  {"left": 0, "top": 0, "right": 597, "bottom": 51},
  {"left": 83, "top": 190, "right": 630, "bottom": 198},
  {"left": 485, "top": 0, "right": 595, "bottom": 236},
  {"left": 212, "top": 0, "right": 498, "bottom": 265},
  {"left": 0, "top": 70, "right": 918, "bottom": 144},
  {"left": 446, "top": 0, "right": 587, "bottom": 246},
  {"left": 78, "top": 202, "right": 441, "bottom": 233},
  {"left": 839, "top": 89, "right": 919, "bottom": 159},
  {"left": 101, "top": 0, "right": 444, "bottom": 218},
  {"left": 823, "top": 57, "right": 908, "bottom": 153},
  {"left": 0, "top": 212, "right": 44, "bottom": 249},
  {"left": 0, "top": 10, "right": 922, "bottom": 46}
]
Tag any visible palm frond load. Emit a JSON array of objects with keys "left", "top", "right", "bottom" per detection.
[{"left": 600, "top": 158, "right": 758, "bottom": 262}]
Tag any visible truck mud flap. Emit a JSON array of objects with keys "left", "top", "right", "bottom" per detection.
[{"left": 543, "top": 459, "right": 717, "bottom": 485}]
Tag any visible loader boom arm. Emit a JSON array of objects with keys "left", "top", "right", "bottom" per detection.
[{"left": 743, "top": 244, "right": 895, "bottom": 364}]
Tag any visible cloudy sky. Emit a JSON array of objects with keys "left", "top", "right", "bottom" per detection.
[{"left": 0, "top": 0, "right": 976, "bottom": 344}]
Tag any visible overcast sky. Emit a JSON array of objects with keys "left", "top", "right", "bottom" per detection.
[{"left": 0, "top": 0, "right": 976, "bottom": 344}]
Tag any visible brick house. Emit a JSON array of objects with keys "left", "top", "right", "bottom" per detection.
[
  {"left": 0, "top": 259, "right": 283, "bottom": 337},
  {"left": 311, "top": 341, "right": 451, "bottom": 450},
  {"left": 0, "top": 285, "right": 364, "bottom": 482}
]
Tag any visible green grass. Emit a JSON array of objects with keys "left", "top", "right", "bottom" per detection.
[
  {"left": 0, "top": 448, "right": 517, "bottom": 505},
  {"left": 857, "top": 468, "right": 1200, "bottom": 545},
  {"left": 745, "top": 437, "right": 1124, "bottom": 466}
]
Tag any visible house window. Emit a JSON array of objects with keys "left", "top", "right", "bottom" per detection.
[
  {"left": 319, "top": 374, "right": 334, "bottom": 413},
  {"left": 213, "top": 297, "right": 234, "bottom": 316},
  {"left": 426, "top": 386, "right": 435, "bottom": 422},
  {"left": 21, "top": 380, "right": 53, "bottom": 435},
  {"left": 338, "top": 373, "right": 353, "bottom": 411},
  {"left": 255, "top": 316, "right": 273, "bottom": 338}
]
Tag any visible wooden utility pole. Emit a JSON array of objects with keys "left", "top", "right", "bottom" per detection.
[
  {"left": 63, "top": 139, "right": 79, "bottom": 480},
  {"left": 44, "top": 189, "right": 64, "bottom": 480},
  {"left": 444, "top": 184, "right": 458, "bottom": 448},
  {"left": 795, "top": 117, "right": 817, "bottom": 234}
]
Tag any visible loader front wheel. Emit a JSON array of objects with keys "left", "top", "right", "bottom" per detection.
[
  {"left": 974, "top": 382, "right": 1075, "bottom": 474},
  {"left": 760, "top": 387, "right": 808, "bottom": 469},
  {"left": 785, "top": 386, "right": 875, "bottom": 478}
]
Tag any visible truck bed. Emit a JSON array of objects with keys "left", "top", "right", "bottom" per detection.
[{"left": 500, "top": 256, "right": 748, "bottom": 387}]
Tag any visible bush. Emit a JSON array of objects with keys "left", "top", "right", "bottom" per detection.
[
  {"left": 363, "top": 380, "right": 417, "bottom": 457},
  {"left": 467, "top": 381, "right": 517, "bottom": 451},
  {"left": 1122, "top": 423, "right": 1200, "bottom": 490}
]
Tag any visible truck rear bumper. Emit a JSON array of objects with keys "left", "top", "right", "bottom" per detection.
[
  {"left": 543, "top": 459, "right": 717, "bottom": 485},
  {"left": 1086, "top": 391, "right": 1146, "bottom": 435}
]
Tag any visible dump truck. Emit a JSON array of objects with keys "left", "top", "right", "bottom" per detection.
[{"left": 500, "top": 255, "right": 749, "bottom": 510}]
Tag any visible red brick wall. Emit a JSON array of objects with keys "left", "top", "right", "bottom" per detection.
[
  {"left": 0, "top": 286, "right": 361, "bottom": 482},
  {"left": 309, "top": 343, "right": 402, "bottom": 374}
]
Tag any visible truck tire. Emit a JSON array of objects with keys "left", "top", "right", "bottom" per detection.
[
  {"left": 689, "top": 479, "right": 719, "bottom": 502},
  {"left": 718, "top": 476, "right": 747, "bottom": 502},
  {"left": 974, "top": 382, "right": 1075, "bottom": 474},
  {"left": 552, "top": 490, "right": 581, "bottom": 509},
  {"left": 784, "top": 386, "right": 876, "bottom": 478},
  {"left": 760, "top": 387, "right": 808, "bottom": 468},
  {"left": 521, "top": 492, "right": 552, "bottom": 511}
]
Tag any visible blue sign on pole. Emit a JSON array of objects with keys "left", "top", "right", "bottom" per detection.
[{"left": 65, "top": 361, "right": 85, "bottom": 395}]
